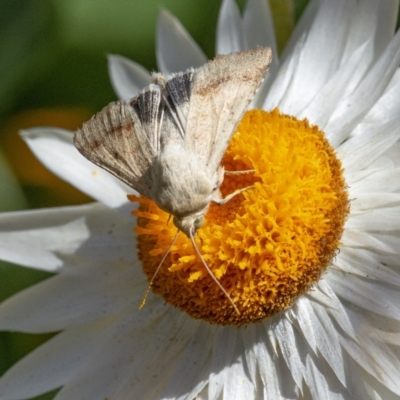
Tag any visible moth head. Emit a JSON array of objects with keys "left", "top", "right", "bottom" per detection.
[
  {"left": 173, "top": 214, "right": 204, "bottom": 237},
  {"left": 194, "top": 216, "right": 205, "bottom": 230}
]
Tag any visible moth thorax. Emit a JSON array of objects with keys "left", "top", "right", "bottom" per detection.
[{"left": 152, "top": 144, "right": 216, "bottom": 217}]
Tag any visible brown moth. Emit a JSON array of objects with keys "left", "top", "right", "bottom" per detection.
[{"left": 74, "top": 48, "right": 272, "bottom": 312}]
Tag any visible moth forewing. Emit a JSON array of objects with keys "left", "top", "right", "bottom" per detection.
[
  {"left": 74, "top": 47, "right": 273, "bottom": 313},
  {"left": 184, "top": 47, "right": 273, "bottom": 173},
  {"left": 74, "top": 88, "right": 163, "bottom": 199}
]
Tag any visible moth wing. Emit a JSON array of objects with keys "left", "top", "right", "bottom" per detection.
[
  {"left": 74, "top": 85, "right": 163, "bottom": 199},
  {"left": 185, "top": 47, "right": 272, "bottom": 171}
]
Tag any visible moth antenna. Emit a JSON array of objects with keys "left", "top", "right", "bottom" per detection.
[
  {"left": 189, "top": 233, "right": 240, "bottom": 315},
  {"left": 167, "top": 214, "right": 172, "bottom": 225},
  {"left": 139, "top": 230, "right": 179, "bottom": 309}
]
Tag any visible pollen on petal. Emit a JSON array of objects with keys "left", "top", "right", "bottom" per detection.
[{"left": 130, "top": 109, "right": 349, "bottom": 325}]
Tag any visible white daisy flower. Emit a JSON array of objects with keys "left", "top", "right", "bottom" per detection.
[{"left": 1, "top": 0, "right": 400, "bottom": 399}]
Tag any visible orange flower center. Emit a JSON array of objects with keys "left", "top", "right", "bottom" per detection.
[{"left": 129, "top": 109, "right": 349, "bottom": 325}]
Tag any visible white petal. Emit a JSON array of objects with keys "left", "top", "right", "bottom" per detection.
[
  {"left": 311, "top": 287, "right": 400, "bottom": 398},
  {"left": 278, "top": 0, "right": 356, "bottom": 116},
  {"left": 276, "top": 318, "right": 316, "bottom": 399},
  {"left": 336, "top": 119, "right": 400, "bottom": 173},
  {"left": 345, "top": 207, "right": 400, "bottom": 231},
  {"left": 108, "top": 54, "right": 152, "bottom": 100},
  {"left": 294, "top": 297, "right": 346, "bottom": 385},
  {"left": 326, "top": 29, "right": 400, "bottom": 147},
  {"left": 112, "top": 315, "right": 208, "bottom": 400},
  {"left": 240, "top": 325, "right": 258, "bottom": 384},
  {"left": 299, "top": 39, "right": 373, "bottom": 129},
  {"left": 365, "top": 384, "right": 384, "bottom": 400},
  {"left": 369, "top": 232, "right": 400, "bottom": 254},
  {"left": 54, "top": 302, "right": 170, "bottom": 400},
  {"left": 292, "top": 298, "right": 318, "bottom": 352},
  {"left": 351, "top": 78, "right": 400, "bottom": 138},
  {"left": 0, "top": 201, "right": 135, "bottom": 271},
  {"left": 263, "top": 34, "right": 304, "bottom": 110},
  {"left": 327, "top": 269, "right": 400, "bottom": 321},
  {"left": 366, "top": 150, "right": 399, "bottom": 171},
  {"left": 340, "top": 307, "right": 400, "bottom": 395},
  {"left": 340, "top": 352, "right": 371, "bottom": 399},
  {"left": 156, "top": 321, "right": 211, "bottom": 400},
  {"left": 373, "top": 252, "right": 400, "bottom": 269},
  {"left": 351, "top": 192, "right": 400, "bottom": 212},
  {"left": 21, "top": 128, "right": 131, "bottom": 209},
  {"left": 310, "top": 280, "right": 356, "bottom": 339},
  {"left": 0, "top": 203, "right": 101, "bottom": 271},
  {"left": 381, "top": 141, "right": 400, "bottom": 169},
  {"left": 208, "top": 326, "right": 237, "bottom": 399},
  {"left": 280, "top": 0, "right": 319, "bottom": 63},
  {"left": 388, "top": 67, "right": 400, "bottom": 89},
  {"left": 0, "top": 204, "right": 143, "bottom": 332},
  {"left": 216, "top": 0, "right": 246, "bottom": 55},
  {"left": 156, "top": 9, "right": 207, "bottom": 74},
  {"left": 366, "top": 382, "right": 400, "bottom": 400},
  {"left": 243, "top": 0, "right": 280, "bottom": 107},
  {"left": 333, "top": 247, "right": 400, "bottom": 286},
  {"left": 272, "top": 317, "right": 303, "bottom": 391},
  {"left": 253, "top": 325, "right": 285, "bottom": 398},
  {"left": 304, "top": 353, "right": 338, "bottom": 400},
  {"left": 311, "top": 302, "right": 346, "bottom": 384},
  {"left": 243, "top": 0, "right": 278, "bottom": 57},
  {"left": 341, "top": 0, "right": 398, "bottom": 64},
  {"left": 362, "top": 304, "right": 400, "bottom": 333},
  {"left": 0, "top": 259, "right": 142, "bottom": 332},
  {"left": 342, "top": 229, "right": 399, "bottom": 254},
  {"left": 347, "top": 167, "right": 400, "bottom": 193},
  {"left": 222, "top": 353, "right": 255, "bottom": 400},
  {"left": 375, "top": 323, "right": 400, "bottom": 347},
  {"left": 0, "top": 320, "right": 109, "bottom": 399},
  {"left": 334, "top": 14, "right": 380, "bottom": 104}
]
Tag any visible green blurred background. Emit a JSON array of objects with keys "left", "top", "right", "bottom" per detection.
[{"left": 0, "top": 1, "right": 397, "bottom": 399}]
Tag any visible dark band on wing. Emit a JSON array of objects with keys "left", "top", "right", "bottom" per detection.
[
  {"left": 130, "top": 84, "right": 163, "bottom": 150},
  {"left": 131, "top": 84, "right": 162, "bottom": 126},
  {"left": 166, "top": 70, "right": 195, "bottom": 107}
]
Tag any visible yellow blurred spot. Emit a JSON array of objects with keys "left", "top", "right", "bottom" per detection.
[{"left": 270, "top": 0, "right": 295, "bottom": 53}]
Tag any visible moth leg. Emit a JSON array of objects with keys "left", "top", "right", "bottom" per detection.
[
  {"left": 212, "top": 186, "right": 254, "bottom": 205},
  {"left": 224, "top": 169, "right": 255, "bottom": 175}
]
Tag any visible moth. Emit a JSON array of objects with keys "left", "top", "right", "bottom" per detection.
[{"left": 74, "top": 47, "right": 272, "bottom": 312}]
